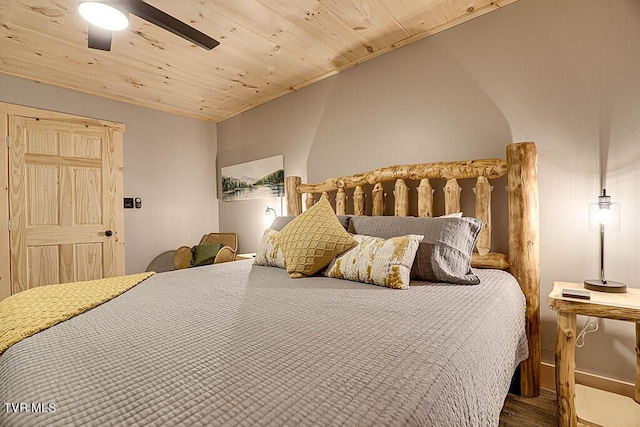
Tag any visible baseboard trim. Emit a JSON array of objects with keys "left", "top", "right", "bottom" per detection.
[{"left": 541, "top": 362, "right": 635, "bottom": 398}]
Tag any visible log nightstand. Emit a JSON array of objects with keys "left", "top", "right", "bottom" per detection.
[{"left": 548, "top": 282, "right": 640, "bottom": 427}]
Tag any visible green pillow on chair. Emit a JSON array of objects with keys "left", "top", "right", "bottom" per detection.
[{"left": 191, "top": 242, "right": 224, "bottom": 267}]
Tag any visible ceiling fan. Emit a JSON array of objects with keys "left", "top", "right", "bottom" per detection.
[{"left": 78, "top": 1, "right": 219, "bottom": 51}]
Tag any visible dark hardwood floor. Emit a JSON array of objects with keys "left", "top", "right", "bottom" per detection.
[{"left": 499, "top": 388, "right": 558, "bottom": 427}]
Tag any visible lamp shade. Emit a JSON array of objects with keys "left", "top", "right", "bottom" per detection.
[
  {"left": 588, "top": 200, "right": 620, "bottom": 231},
  {"left": 79, "top": 1, "right": 129, "bottom": 31}
]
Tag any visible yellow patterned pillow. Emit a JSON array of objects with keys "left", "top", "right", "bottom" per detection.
[
  {"left": 254, "top": 228, "right": 285, "bottom": 268},
  {"left": 324, "top": 234, "right": 423, "bottom": 289},
  {"left": 279, "top": 197, "right": 357, "bottom": 278}
]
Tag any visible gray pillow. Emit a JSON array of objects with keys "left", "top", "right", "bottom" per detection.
[
  {"left": 270, "top": 215, "right": 351, "bottom": 232},
  {"left": 348, "top": 216, "right": 481, "bottom": 285}
]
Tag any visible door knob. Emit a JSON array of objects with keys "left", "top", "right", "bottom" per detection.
[{"left": 105, "top": 230, "right": 113, "bottom": 237}]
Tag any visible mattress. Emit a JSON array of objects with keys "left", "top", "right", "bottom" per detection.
[{"left": 0, "top": 260, "right": 527, "bottom": 426}]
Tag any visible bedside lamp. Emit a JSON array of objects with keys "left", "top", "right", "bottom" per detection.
[
  {"left": 584, "top": 189, "right": 626, "bottom": 293},
  {"left": 263, "top": 207, "right": 277, "bottom": 228}
]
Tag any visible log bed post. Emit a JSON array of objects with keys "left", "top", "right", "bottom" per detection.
[
  {"left": 507, "top": 142, "right": 540, "bottom": 397},
  {"left": 285, "top": 176, "right": 302, "bottom": 216},
  {"left": 475, "top": 176, "right": 492, "bottom": 256}
]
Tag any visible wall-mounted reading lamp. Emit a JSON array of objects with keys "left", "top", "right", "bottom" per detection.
[{"left": 264, "top": 207, "right": 277, "bottom": 228}]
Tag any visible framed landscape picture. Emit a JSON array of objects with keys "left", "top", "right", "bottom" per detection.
[{"left": 221, "top": 155, "right": 284, "bottom": 201}]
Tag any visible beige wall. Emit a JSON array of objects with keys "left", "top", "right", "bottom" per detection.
[
  {"left": 218, "top": 0, "right": 640, "bottom": 384},
  {"left": 0, "top": 74, "right": 218, "bottom": 274}
]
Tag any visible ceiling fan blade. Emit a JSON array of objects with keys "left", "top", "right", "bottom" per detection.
[
  {"left": 88, "top": 24, "right": 113, "bottom": 51},
  {"left": 128, "top": 0, "right": 219, "bottom": 50}
]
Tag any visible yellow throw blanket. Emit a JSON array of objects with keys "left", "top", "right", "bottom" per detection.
[{"left": 0, "top": 272, "right": 154, "bottom": 356}]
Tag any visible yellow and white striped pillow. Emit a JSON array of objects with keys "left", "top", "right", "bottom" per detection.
[{"left": 324, "top": 234, "right": 423, "bottom": 289}]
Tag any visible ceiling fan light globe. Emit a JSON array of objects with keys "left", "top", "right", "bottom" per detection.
[{"left": 79, "top": 1, "right": 129, "bottom": 31}]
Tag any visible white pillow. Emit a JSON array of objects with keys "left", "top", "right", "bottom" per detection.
[{"left": 439, "top": 212, "right": 463, "bottom": 218}]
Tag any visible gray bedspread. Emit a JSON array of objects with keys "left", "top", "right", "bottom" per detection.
[{"left": 0, "top": 261, "right": 527, "bottom": 427}]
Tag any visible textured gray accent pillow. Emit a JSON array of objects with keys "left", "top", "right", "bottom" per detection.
[
  {"left": 348, "top": 216, "right": 481, "bottom": 285},
  {"left": 270, "top": 215, "right": 351, "bottom": 232}
]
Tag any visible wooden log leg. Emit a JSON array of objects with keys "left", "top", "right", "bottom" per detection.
[
  {"left": 636, "top": 322, "right": 640, "bottom": 403},
  {"left": 555, "top": 311, "right": 577, "bottom": 427}
]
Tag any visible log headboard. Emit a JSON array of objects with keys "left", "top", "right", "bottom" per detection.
[{"left": 284, "top": 141, "right": 540, "bottom": 397}]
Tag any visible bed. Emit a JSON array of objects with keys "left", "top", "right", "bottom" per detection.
[{"left": 0, "top": 142, "right": 540, "bottom": 426}]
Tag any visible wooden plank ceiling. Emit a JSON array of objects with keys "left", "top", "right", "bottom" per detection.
[{"left": 0, "top": 0, "right": 517, "bottom": 123}]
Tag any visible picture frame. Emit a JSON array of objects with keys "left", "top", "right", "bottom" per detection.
[{"left": 221, "top": 155, "right": 284, "bottom": 202}]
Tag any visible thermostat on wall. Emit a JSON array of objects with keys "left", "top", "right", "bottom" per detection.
[{"left": 124, "top": 197, "right": 142, "bottom": 209}]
